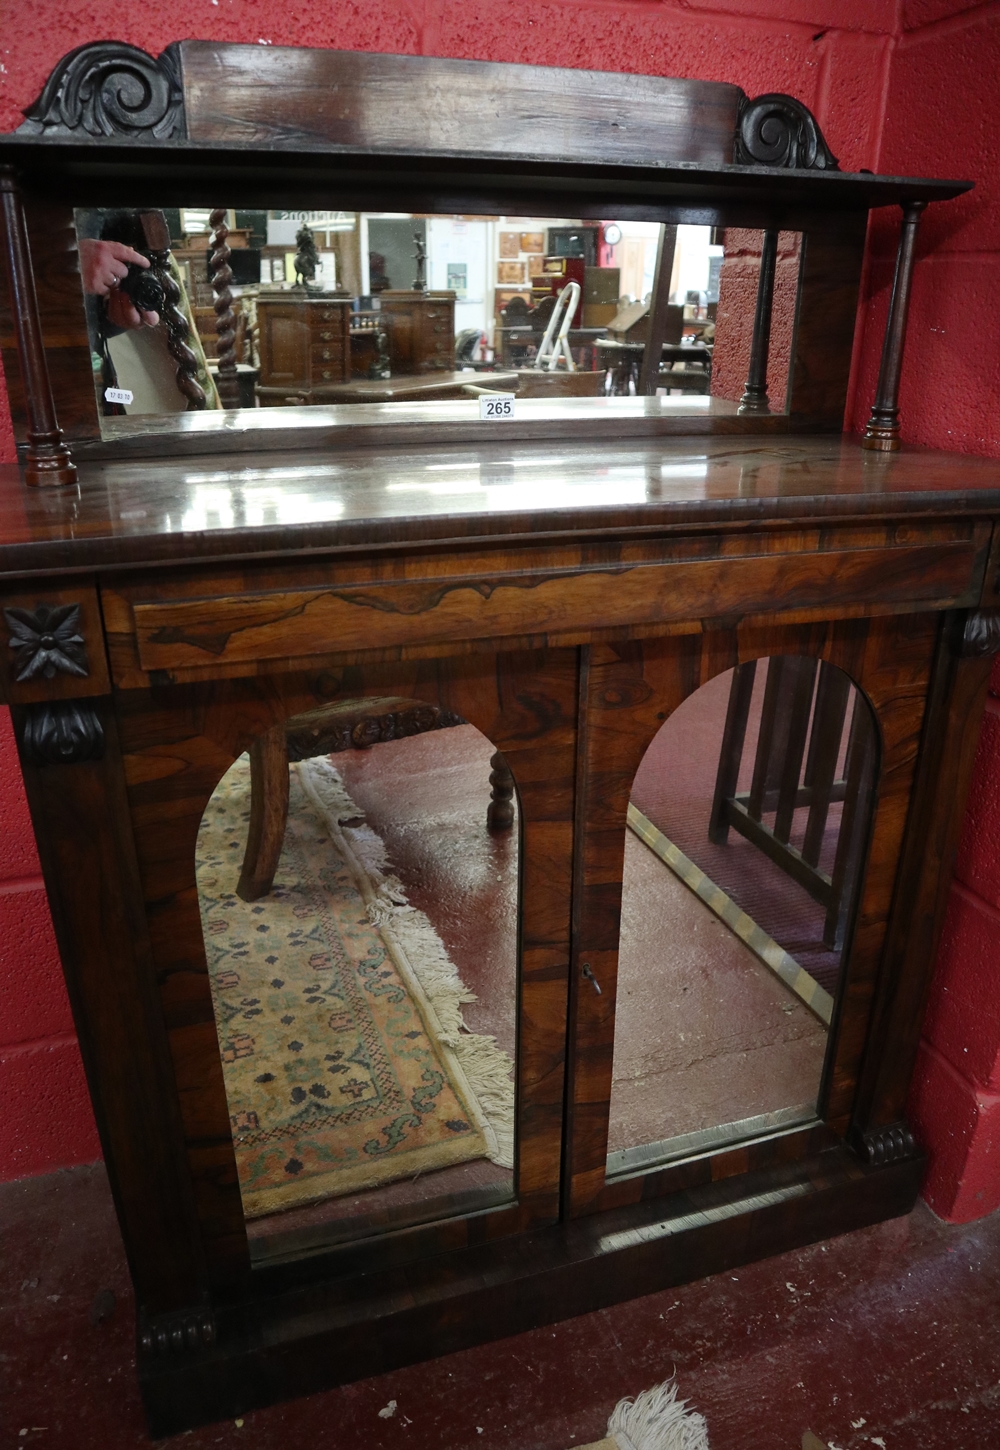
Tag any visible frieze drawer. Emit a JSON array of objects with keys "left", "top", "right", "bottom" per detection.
[{"left": 127, "top": 530, "right": 986, "bottom": 675}]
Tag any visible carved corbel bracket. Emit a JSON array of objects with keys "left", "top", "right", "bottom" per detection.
[
  {"left": 959, "top": 610, "right": 1000, "bottom": 657},
  {"left": 734, "top": 93, "right": 839, "bottom": 171},
  {"left": 854, "top": 1121, "right": 918, "bottom": 1167},
  {"left": 138, "top": 1305, "right": 216, "bottom": 1357},
  {"left": 19, "top": 701, "right": 105, "bottom": 767},
  {"left": 18, "top": 41, "right": 186, "bottom": 139}
]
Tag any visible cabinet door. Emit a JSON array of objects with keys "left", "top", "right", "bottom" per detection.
[
  {"left": 114, "top": 647, "right": 577, "bottom": 1286},
  {"left": 381, "top": 302, "right": 417, "bottom": 373},
  {"left": 565, "top": 615, "right": 939, "bottom": 1218},
  {"left": 258, "top": 304, "right": 310, "bottom": 388}
]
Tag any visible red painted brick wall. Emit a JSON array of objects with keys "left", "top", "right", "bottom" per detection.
[{"left": 0, "top": 1, "right": 998, "bottom": 1215}]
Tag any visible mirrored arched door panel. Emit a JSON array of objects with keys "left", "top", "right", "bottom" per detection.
[
  {"left": 195, "top": 700, "right": 518, "bottom": 1260},
  {"left": 607, "top": 656, "right": 877, "bottom": 1178}
]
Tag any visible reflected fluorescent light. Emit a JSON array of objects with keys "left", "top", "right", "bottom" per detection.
[
  {"left": 178, "top": 485, "right": 345, "bottom": 532},
  {"left": 388, "top": 476, "right": 648, "bottom": 507},
  {"left": 184, "top": 465, "right": 344, "bottom": 485},
  {"left": 660, "top": 463, "right": 709, "bottom": 479}
]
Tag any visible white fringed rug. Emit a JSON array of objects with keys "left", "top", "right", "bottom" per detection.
[{"left": 575, "top": 1379, "right": 710, "bottom": 1450}]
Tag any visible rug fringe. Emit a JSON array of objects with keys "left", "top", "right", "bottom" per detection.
[
  {"left": 607, "top": 1378, "right": 710, "bottom": 1450},
  {"left": 297, "top": 758, "right": 515, "bottom": 1169}
]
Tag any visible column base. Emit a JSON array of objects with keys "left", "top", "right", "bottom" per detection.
[
  {"left": 737, "top": 393, "right": 771, "bottom": 417},
  {"left": 863, "top": 408, "right": 901, "bottom": 452},
  {"left": 24, "top": 433, "right": 77, "bottom": 487}
]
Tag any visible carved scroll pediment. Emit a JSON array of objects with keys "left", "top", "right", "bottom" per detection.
[
  {"left": 735, "top": 92, "right": 839, "bottom": 171},
  {"left": 18, "top": 41, "right": 186, "bottom": 139}
]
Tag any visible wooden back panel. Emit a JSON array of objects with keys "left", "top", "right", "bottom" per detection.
[{"left": 179, "top": 44, "right": 743, "bottom": 166}]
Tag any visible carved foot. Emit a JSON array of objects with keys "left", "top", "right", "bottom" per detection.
[
  {"left": 854, "top": 1120, "right": 918, "bottom": 1167},
  {"left": 138, "top": 1305, "right": 216, "bottom": 1356}
]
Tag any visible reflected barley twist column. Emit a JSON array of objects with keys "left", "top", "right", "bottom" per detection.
[
  {"left": 210, "top": 207, "right": 240, "bottom": 409},
  {"left": 143, "top": 209, "right": 207, "bottom": 411}
]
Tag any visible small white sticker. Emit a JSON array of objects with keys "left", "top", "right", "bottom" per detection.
[
  {"left": 479, "top": 393, "right": 515, "bottom": 420},
  {"left": 104, "top": 387, "right": 133, "bottom": 405}
]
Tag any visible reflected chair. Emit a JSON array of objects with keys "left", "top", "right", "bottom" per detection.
[
  {"left": 237, "top": 697, "right": 515, "bottom": 902},
  {"left": 708, "top": 658, "right": 877, "bottom": 950}
]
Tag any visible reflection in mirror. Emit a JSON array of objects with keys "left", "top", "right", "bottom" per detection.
[
  {"left": 196, "top": 702, "right": 517, "bottom": 1260},
  {"left": 72, "top": 208, "right": 802, "bottom": 432},
  {"left": 608, "top": 657, "right": 877, "bottom": 1179}
]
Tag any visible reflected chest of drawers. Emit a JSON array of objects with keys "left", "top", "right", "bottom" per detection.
[
  {"left": 379, "top": 290, "right": 457, "bottom": 373},
  {"left": 256, "top": 295, "right": 352, "bottom": 404}
]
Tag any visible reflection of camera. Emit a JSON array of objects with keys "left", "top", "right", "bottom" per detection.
[{"left": 118, "top": 261, "right": 165, "bottom": 316}]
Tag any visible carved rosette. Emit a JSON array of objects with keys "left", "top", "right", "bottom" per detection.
[
  {"left": 856, "top": 1121, "right": 918, "bottom": 1167},
  {"left": 5, "top": 604, "right": 88, "bottom": 681},
  {"left": 734, "top": 93, "right": 839, "bottom": 171},
  {"left": 20, "top": 702, "right": 105, "bottom": 767},
  {"left": 960, "top": 610, "right": 1000, "bottom": 657},
  {"left": 209, "top": 208, "right": 240, "bottom": 409},
  {"left": 18, "top": 41, "right": 185, "bottom": 139}
]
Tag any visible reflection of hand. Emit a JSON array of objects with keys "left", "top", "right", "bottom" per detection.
[
  {"left": 78, "top": 238, "right": 159, "bottom": 329},
  {"left": 104, "top": 287, "right": 159, "bottom": 331}
]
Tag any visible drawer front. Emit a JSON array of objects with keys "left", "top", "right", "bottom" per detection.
[
  {"left": 310, "top": 342, "right": 346, "bottom": 365},
  {"left": 311, "top": 306, "right": 349, "bottom": 326},
  {"left": 128, "top": 534, "right": 987, "bottom": 675}
]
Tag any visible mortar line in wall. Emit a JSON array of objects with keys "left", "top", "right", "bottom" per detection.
[
  {"left": 0, "top": 874, "right": 45, "bottom": 896},
  {"left": 517, "top": 1, "right": 897, "bottom": 41},
  {"left": 0, "top": 1031, "right": 79, "bottom": 1058},
  {"left": 898, "top": 0, "right": 998, "bottom": 48},
  {"left": 873, "top": 30, "right": 897, "bottom": 176},
  {"left": 950, "top": 877, "right": 1000, "bottom": 927},
  {"left": 917, "top": 1034, "right": 1000, "bottom": 1103}
]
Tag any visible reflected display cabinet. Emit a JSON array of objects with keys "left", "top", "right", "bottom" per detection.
[{"left": 1, "top": 40, "right": 998, "bottom": 1437}]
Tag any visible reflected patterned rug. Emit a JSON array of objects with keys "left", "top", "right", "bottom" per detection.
[{"left": 197, "top": 755, "right": 514, "bottom": 1219}]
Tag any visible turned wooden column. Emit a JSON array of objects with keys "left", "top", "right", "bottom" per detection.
[
  {"left": 863, "top": 201, "right": 927, "bottom": 452},
  {"left": 738, "top": 228, "right": 779, "bottom": 415},
  {"left": 0, "top": 168, "right": 76, "bottom": 487},
  {"left": 209, "top": 207, "right": 240, "bottom": 409},
  {"left": 638, "top": 224, "right": 678, "bottom": 396}
]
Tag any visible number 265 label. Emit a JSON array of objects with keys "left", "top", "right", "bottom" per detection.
[{"left": 479, "top": 394, "right": 515, "bottom": 419}]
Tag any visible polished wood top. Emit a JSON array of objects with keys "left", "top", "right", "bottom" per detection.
[{"left": 0, "top": 436, "right": 998, "bottom": 579}]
